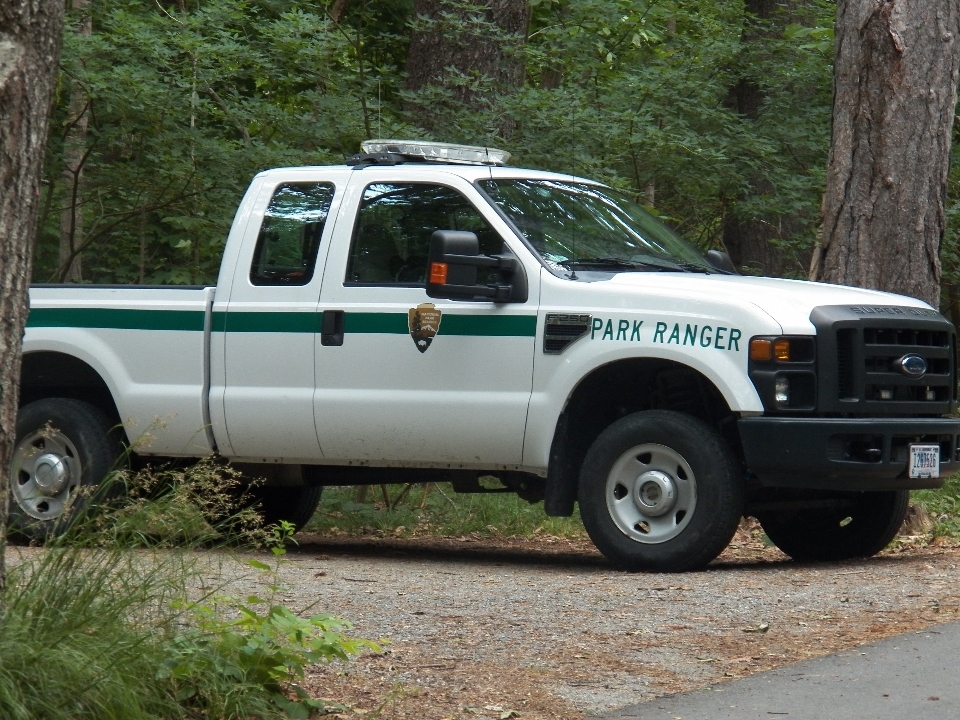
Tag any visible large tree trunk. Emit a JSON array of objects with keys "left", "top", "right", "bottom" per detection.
[
  {"left": 0, "top": 0, "right": 66, "bottom": 588},
  {"left": 404, "top": 0, "right": 528, "bottom": 136},
  {"left": 58, "top": 0, "right": 91, "bottom": 284},
  {"left": 811, "top": 1, "right": 960, "bottom": 307}
]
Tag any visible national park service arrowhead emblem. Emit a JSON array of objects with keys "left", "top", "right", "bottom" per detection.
[{"left": 408, "top": 303, "right": 442, "bottom": 353}]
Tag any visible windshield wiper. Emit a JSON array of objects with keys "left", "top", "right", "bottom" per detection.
[
  {"left": 675, "top": 261, "right": 712, "bottom": 274},
  {"left": 562, "top": 256, "right": 685, "bottom": 272}
]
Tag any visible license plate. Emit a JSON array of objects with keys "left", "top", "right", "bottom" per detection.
[{"left": 909, "top": 444, "right": 940, "bottom": 479}]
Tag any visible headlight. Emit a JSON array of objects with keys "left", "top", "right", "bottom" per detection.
[
  {"left": 775, "top": 376, "right": 790, "bottom": 404},
  {"left": 748, "top": 336, "right": 817, "bottom": 412}
]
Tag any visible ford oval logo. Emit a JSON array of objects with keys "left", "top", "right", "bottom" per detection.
[{"left": 898, "top": 354, "right": 927, "bottom": 377}]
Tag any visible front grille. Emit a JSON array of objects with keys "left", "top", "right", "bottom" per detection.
[
  {"left": 811, "top": 305, "right": 957, "bottom": 416},
  {"left": 836, "top": 328, "right": 857, "bottom": 400}
]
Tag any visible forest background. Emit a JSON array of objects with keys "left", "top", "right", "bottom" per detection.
[{"left": 40, "top": 0, "right": 960, "bottom": 316}]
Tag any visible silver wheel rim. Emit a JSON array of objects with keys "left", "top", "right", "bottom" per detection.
[
  {"left": 605, "top": 443, "right": 697, "bottom": 544},
  {"left": 10, "top": 428, "right": 83, "bottom": 521}
]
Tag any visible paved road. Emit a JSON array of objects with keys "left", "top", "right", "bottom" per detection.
[{"left": 603, "top": 622, "right": 960, "bottom": 720}]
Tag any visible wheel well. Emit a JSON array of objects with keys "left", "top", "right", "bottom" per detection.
[
  {"left": 19, "top": 352, "right": 123, "bottom": 434},
  {"left": 544, "top": 358, "right": 741, "bottom": 516}
]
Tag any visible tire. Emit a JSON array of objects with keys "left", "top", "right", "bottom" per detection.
[
  {"left": 8, "top": 398, "right": 123, "bottom": 541},
  {"left": 578, "top": 410, "right": 743, "bottom": 572},
  {"left": 757, "top": 489, "right": 909, "bottom": 562},
  {"left": 250, "top": 485, "right": 323, "bottom": 533}
]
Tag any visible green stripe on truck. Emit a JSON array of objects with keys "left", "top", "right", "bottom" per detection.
[
  {"left": 27, "top": 308, "right": 537, "bottom": 337},
  {"left": 26, "top": 308, "right": 204, "bottom": 331}
]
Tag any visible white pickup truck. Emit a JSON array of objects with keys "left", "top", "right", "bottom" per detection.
[{"left": 14, "top": 140, "right": 960, "bottom": 571}]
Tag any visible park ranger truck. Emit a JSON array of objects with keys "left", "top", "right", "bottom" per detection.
[{"left": 13, "top": 140, "right": 960, "bottom": 571}]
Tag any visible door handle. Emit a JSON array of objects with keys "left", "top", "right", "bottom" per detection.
[{"left": 321, "top": 310, "right": 344, "bottom": 346}]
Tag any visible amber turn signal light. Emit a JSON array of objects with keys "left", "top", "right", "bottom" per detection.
[
  {"left": 749, "top": 338, "right": 773, "bottom": 362},
  {"left": 429, "top": 262, "right": 448, "bottom": 284},
  {"left": 774, "top": 339, "right": 791, "bottom": 361}
]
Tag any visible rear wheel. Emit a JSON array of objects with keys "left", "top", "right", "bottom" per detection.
[
  {"left": 9, "top": 398, "right": 123, "bottom": 540},
  {"left": 578, "top": 410, "right": 743, "bottom": 572},
  {"left": 249, "top": 485, "right": 323, "bottom": 533},
  {"left": 757, "top": 489, "right": 909, "bottom": 562}
]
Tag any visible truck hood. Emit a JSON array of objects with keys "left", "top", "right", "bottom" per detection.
[{"left": 600, "top": 272, "right": 935, "bottom": 334}]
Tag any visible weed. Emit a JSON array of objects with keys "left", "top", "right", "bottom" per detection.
[
  {"left": 0, "top": 462, "right": 375, "bottom": 719},
  {"left": 914, "top": 472, "right": 960, "bottom": 540},
  {"left": 71, "top": 457, "right": 268, "bottom": 549}
]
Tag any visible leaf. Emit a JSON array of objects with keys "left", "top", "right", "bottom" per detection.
[
  {"left": 246, "top": 559, "right": 271, "bottom": 571},
  {"left": 742, "top": 623, "right": 770, "bottom": 633}
]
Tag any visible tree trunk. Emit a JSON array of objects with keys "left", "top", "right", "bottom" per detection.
[
  {"left": 58, "top": 0, "right": 91, "bottom": 284},
  {"left": 404, "top": 0, "right": 528, "bottom": 136},
  {"left": 0, "top": 0, "right": 66, "bottom": 589},
  {"left": 811, "top": 0, "right": 960, "bottom": 307}
]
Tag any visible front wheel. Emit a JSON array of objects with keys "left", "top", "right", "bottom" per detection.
[
  {"left": 8, "top": 398, "right": 123, "bottom": 541},
  {"left": 578, "top": 410, "right": 743, "bottom": 572},
  {"left": 757, "top": 490, "right": 909, "bottom": 562}
]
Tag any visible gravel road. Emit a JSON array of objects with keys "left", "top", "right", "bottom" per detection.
[
  {"left": 223, "top": 527, "right": 960, "bottom": 720},
  {"left": 9, "top": 526, "right": 958, "bottom": 720}
]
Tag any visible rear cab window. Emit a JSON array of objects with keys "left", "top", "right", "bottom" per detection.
[{"left": 250, "top": 183, "right": 335, "bottom": 286}]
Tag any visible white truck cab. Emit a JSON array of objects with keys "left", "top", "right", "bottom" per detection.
[{"left": 15, "top": 140, "right": 960, "bottom": 571}]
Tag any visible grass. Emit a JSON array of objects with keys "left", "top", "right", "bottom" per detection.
[
  {"left": 913, "top": 472, "right": 960, "bottom": 539},
  {"left": 306, "top": 477, "right": 960, "bottom": 546},
  {"left": 0, "top": 460, "right": 375, "bottom": 720},
  {"left": 305, "top": 481, "right": 587, "bottom": 539}
]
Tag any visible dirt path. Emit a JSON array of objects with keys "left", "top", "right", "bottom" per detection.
[{"left": 236, "top": 526, "right": 960, "bottom": 720}]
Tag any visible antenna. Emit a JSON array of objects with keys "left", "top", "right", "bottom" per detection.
[
  {"left": 377, "top": 79, "right": 382, "bottom": 140},
  {"left": 569, "top": 104, "right": 578, "bottom": 279}
]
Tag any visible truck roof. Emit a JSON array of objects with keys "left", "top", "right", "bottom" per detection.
[{"left": 255, "top": 163, "right": 598, "bottom": 185}]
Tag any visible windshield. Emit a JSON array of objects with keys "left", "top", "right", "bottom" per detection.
[{"left": 478, "top": 179, "right": 715, "bottom": 274}]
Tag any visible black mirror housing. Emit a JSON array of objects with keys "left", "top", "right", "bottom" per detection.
[
  {"left": 425, "top": 230, "right": 528, "bottom": 303},
  {"left": 705, "top": 249, "right": 738, "bottom": 274}
]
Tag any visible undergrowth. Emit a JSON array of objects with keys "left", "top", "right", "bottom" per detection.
[
  {"left": 914, "top": 472, "right": 960, "bottom": 539},
  {"left": 0, "top": 459, "right": 376, "bottom": 720},
  {"left": 305, "top": 476, "right": 960, "bottom": 546},
  {"left": 305, "top": 481, "right": 587, "bottom": 539}
]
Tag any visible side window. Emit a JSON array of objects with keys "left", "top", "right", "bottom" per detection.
[
  {"left": 345, "top": 183, "right": 502, "bottom": 285},
  {"left": 250, "top": 183, "right": 335, "bottom": 286}
]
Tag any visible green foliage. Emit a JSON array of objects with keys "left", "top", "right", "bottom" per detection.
[
  {"left": 0, "top": 466, "right": 374, "bottom": 719},
  {"left": 156, "top": 519, "right": 380, "bottom": 718},
  {"left": 939, "top": 122, "right": 960, "bottom": 314},
  {"left": 0, "top": 548, "right": 185, "bottom": 720},
  {"left": 165, "top": 600, "right": 375, "bottom": 719},
  {"left": 914, "top": 473, "right": 960, "bottom": 539},
  {"left": 75, "top": 456, "right": 267, "bottom": 548},
  {"left": 307, "top": 483, "right": 587, "bottom": 538},
  {"left": 39, "top": 0, "right": 845, "bottom": 284}
]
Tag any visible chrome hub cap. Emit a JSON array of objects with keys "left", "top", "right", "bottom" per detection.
[
  {"left": 33, "top": 453, "right": 71, "bottom": 496},
  {"left": 635, "top": 471, "right": 677, "bottom": 517},
  {"left": 605, "top": 443, "right": 697, "bottom": 544},
  {"left": 10, "top": 430, "right": 82, "bottom": 521}
]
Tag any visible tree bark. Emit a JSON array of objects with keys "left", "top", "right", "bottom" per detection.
[
  {"left": 811, "top": 0, "right": 960, "bottom": 307},
  {"left": 0, "top": 0, "right": 66, "bottom": 589},
  {"left": 58, "top": 0, "right": 91, "bottom": 284},
  {"left": 404, "top": 0, "right": 529, "bottom": 135}
]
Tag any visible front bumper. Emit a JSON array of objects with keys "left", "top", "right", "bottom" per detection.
[{"left": 738, "top": 416, "right": 960, "bottom": 491}]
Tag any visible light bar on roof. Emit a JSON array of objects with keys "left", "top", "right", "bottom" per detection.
[{"left": 361, "top": 139, "right": 510, "bottom": 166}]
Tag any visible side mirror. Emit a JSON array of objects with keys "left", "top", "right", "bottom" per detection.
[
  {"left": 705, "top": 249, "right": 738, "bottom": 274},
  {"left": 425, "top": 230, "right": 528, "bottom": 303}
]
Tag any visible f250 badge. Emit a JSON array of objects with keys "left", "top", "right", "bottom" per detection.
[{"left": 409, "top": 303, "right": 442, "bottom": 353}]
